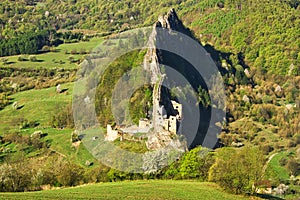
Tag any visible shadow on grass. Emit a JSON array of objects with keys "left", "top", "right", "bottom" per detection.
[
  {"left": 34, "top": 59, "right": 44, "bottom": 63},
  {"left": 60, "top": 88, "right": 69, "bottom": 93},
  {"left": 37, "top": 49, "right": 61, "bottom": 54},
  {"left": 16, "top": 105, "right": 25, "bottom": 110},
  {"left": 255, "top": 193, "right": 284, "bottom": 200},
  {"left": 5, "top": 61, "right": 16, "bottom": 65}
]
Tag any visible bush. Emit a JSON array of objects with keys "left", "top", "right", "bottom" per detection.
[
  {"left": 19, "top": 119, "right": 39, "bottom": 129},
  {"left": 70, "top": 49, "right": 78, "bottom": 55},
  {"left": 50, "top": 104, "right": 74, "bottom": 128},
  {"left": 260, "top": 144, "right": 274, "bottom": 155},
  {"left": 18, "top": 55, "right": 27, "bottom": 61},
  {"left": 56, "top": 162, "right": 85, "bottom": 186},
  {"left": 287, "top": 158, "right": 300, "bottom": 176},
  {"left": 84, "top": 164, "right": 110, "bottom": 183},
  {"left": 29, "top": 55, "right": 37, "bottom": 62},
  {"left": 1, "top": 58, "right": 8, "bottom": 65},
  {"left": 41, "top": 45, "right": 50, "bottom": 52},
  {"left": 178, "top": 146, "right": 214, "bottom": 180},
  {"left": 262, "top": 95, "right": 273, "bottom": 104}
]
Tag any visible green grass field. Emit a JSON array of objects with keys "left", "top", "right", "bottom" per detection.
[
  {"left": 265, "top": 151, "right": 291, "bottom": 181},
  {"left": 0, "top": 82, "right": 73, "bottom": 132},
  {"left": 0, "top": 180, "right": 260, "bottom": 200},
  {"left": 0, "top": 81, "right": 99, "bottom": 166},
  {"left": 0, "top": 37, "right": 103, "bottom": 69}
]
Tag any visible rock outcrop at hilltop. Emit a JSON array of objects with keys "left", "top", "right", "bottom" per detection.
[
  {"left": 104, "top": 8, "right": 215, "bottom": 150},
  {"left": 142, "top": 8, "right": 216, "bottom": 150},
  {"left": 144, "top": 8, "right": 194, "bottom": 118},
  {"left": 143, "top": 9, "right": 193, "bottom": 150},
  {"left": 155, "top": 8, "right": 193, "bottom": 38}
]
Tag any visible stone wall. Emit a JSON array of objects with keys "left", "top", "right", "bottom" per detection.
[{"left": 106, "top": 124, "right": 119, "bottom": 141}]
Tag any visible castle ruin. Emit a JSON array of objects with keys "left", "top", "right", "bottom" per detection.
[{"left": 106, "top": 9, "right": 184, "bottom": 149}]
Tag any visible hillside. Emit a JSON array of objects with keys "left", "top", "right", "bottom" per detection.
[
  {"left": 0, "top": 0, "right": 299, "bottom": 74},
  {"left": 0, "top": 0, "right": 299, "bottom": 199}
]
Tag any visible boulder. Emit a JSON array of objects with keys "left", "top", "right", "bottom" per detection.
[
  {"left": 242, "top": 95, "right": 250, "bottom": 103},
  {"left": 56, "top": 84, "right": 61, "bottom": 93},
  {"left": 31, "top": 130, "right": 44, "bottom": 138},
  {"left": 12, "top": 102, "right": 19, "bottom": 110},
  {"left": 231, "top": 141, "right": 244, "bottom": 147},
  {"left": 244, "top": 68, "right": 251, "bottom": 78}
]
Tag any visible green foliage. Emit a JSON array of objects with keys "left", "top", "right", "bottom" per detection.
[
  {"left": 129, "top": 85, "right": 152, "bottom": 124},
  {"left": 28, "top": 55, "right": 37, "bottom": 62},
  {"left": 178, "top": 146, "right": 214, "bottom": 180},
  {"left": 163, "top": 146, "right": 214, "bottom": 181},
  {"left": 0, "top": 93, "right": 10, "bottom": 110},
  {"left": 55, "top": 160, "right": 85, "bottom": 186},
  {"left": 187, "top": 0, "right": 299, "bottom": 75},
  {"left": 0, "top": 30, "right": 50, "bottom": 57},
  {"left": 209, "top": 146, "right": 265, "bottom": 194},
  {"left": 234, "top": 65, "right": 248, "bottom": 85},
  {"left": 190, "top": 9, "right": 242, "bottom": 38},
  {"left": 95, "top": 50, "right": 146, "bottom": 126},
  {"left": 0, "top": 1, "right": 299, "bottom": 198},
  {"left": 51, "top": 103, "right": 74, "bottom": 129},
  {"left": 198, "top": 86, "right": 211, "bottom": 108},
  {"left": 61, "top": 31, "right": 84, "bottom": 43},
  {"left": 113, "top": 139, "right": 148, "bottom": 153}
]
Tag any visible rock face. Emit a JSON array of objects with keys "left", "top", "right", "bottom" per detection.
[
  {"left": 155, "top": 8, "right": 193, "bottom": 37},
  {"left": 143, "top": 9, "right": 188, "bottom": 150}
]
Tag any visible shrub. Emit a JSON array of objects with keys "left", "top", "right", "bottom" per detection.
[
  {"left": 70, "top": 49, "right": 78, "bottom": 55},
  {"left": 178, "top": 146, "right": 214, "bottom": 180},
  {"left": 1, "top": 58, "right": 8, "bottom": 65},
  {"left": 50, "top": 104, "right": 74, "bottom": 128},
  {"left": 29, "top": 55, "right": 37, "bottom": 62},
  {"left": 18, "top": 55, "right": 27, "bottom": 61},
  {"left": 41, "top": 45, "right": 50, "bottom": 52},
  {"left": 287, "top": 158, "right": 300, "bottom": 176},
  {"left": 260, "top": 144, "right": 274, "bottom": 155}
]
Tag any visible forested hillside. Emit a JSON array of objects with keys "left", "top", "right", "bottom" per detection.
[{"left": 0, "top": 0, "right": 299, "bottom": 74}]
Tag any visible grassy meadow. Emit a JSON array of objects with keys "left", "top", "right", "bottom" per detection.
[
  {"left": 0, "top": 82, "right": 73, "bottom": 132},
  {"left": 0, "top": 37, "right": 103, "bottom": 69},
  {"left": 0, "top": 180, "right": 260, "bottom": 200}
]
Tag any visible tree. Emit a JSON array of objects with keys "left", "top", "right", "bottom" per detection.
[
  {"left": 208, "top": 146, "right": 265, "bottom": 194},
  {"left": 178, "top": 146, "right": 214, "bottom": 180},
  {"left": 198, "top": 86, "right": 211, "bottom": 108},
  {"left": 0, "top": 153, "right": 32, "bottom": 192},
  {"left": 287, "top": 158, "right": 300, "bottom": 176}
]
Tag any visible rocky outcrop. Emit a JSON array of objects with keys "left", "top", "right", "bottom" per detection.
[
  {"left": 143, "top": 9, "right": 189, "bottom": 150},
  {"left": 155, "top": 8, "right": 193, "bottom": 37}
]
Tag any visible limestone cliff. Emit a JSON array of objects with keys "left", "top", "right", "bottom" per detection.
[
  {"left": 155, "top": 8, "right": 193, "bottom": 37},
  {"left": 143, "top": 9, "right": 190, "bottom": 150}
]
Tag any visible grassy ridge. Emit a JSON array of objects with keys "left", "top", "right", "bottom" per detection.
[{"left": 0, "top": 180, "right": 259, "bottom": 200}]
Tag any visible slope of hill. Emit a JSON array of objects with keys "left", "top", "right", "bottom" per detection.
[{"left": 0, "top": 0, "right": 299, "bottom": 74}]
